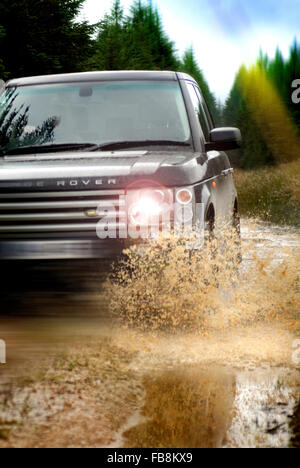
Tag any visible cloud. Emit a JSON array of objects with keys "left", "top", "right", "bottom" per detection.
[
  {"left": 79, "top": 0, "right": 300, "bottom": 101},
  {"left": 209, "top": 0, "right": 251, "bottom": 38}
]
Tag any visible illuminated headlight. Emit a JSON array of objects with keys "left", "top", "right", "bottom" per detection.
[{"left": 127, "top": 188, "right": 172, "bottom": 226}]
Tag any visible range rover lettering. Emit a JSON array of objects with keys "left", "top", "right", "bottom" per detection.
[{"left": 0, "top": 71, "right": 241, "bottom": 260}]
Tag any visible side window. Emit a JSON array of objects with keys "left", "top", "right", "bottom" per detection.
[
  {"left": 194, "top": 86, "right": 214, "bottom": 130},
  {"left": 186, "top": 82, "right": 210, "bottom": 141}
]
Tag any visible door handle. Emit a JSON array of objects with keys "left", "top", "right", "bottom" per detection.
[{"left": 221, "top": 168, "right": 233, "bottom": 177}]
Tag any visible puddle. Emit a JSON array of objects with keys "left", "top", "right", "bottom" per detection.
[
  {"left": 0, "top": 218, "right": 299, "bottom": 447},
  {"left": 104, "top": 218, "right": 300, "bottom": 448},
  {"left": 241, "top": 219, "right": 300, "bottom": 264},
  {"left": 119, "top": 366, "right": 298, "bottom": 449},
  {"left": 225, "top": 367, "right": 298, "bottom": 448},
  {"left": 107, "top": 410, "right": 147, "bottom": 449},
  {"left": 121, "top": 366, "right": 235, "bottom": 448}
]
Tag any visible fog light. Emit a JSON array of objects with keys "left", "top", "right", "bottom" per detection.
[{"left": 176, "top": 188, "right": 193, "bottom": 205}]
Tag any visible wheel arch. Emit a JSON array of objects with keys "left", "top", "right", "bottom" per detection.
[{"left": 205, "top": 202, "right": 215, "bottom": 231}]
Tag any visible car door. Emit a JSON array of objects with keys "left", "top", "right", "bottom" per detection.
[{"left": 185, "top": 81, "right": 235, "bottom": 222}]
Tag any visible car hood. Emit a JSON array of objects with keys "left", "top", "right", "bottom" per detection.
[{"left": 0, "top": 150, "right": 225, "bottom": 191}]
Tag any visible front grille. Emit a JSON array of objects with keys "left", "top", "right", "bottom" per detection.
[{"left": 0, "top": 189, "right": 126, "bottom": 239}]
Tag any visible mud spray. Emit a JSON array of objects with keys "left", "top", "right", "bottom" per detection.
[{"left": 105, "top": 220, "right": 300, "bottom": 448}]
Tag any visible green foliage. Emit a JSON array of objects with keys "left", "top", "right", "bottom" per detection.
[
  {"left": 0, "top": 25, "right": 7, "bottom": 79},
  {"left": 90, "top": 0, "right": 128, "bottom": 70},
  {"left": 285, "top": 40, "right": 300, "bottom": 126},
  {"left": 179, "top": 47, "right": 220, "bottom": 126},
  {"left": 0, "top": 89, "right": 58, "bottom": 152},
  {"left": 223, "top": 66, "right": 274, "bottom": 168},
  {"left": 0, "top": 0, "right": 223, "bottom": 141},
  {"left": 224, "top": 41, "right": 300, "bottom": 169},
  {"left": 0, "top": 0, "right": 95, "bottom": 79},
  {"left": 127, "top": 0, "right": 179, "bottom": 70},
  {"left": 91, "top": 0, "right": 180, "bottom": 71},
  {"left": 91, "top": 1, "right": 219, "bottom": 122},
  {"left": 259, "top": 41, "right": 300, "bottom": 126}
]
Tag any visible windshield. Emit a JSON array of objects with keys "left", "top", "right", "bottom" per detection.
[{"left": 0, "top": 81, "right": 191, "bottom": 155}]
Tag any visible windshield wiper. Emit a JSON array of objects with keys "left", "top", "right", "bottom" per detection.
[
  {"left": 90, "top": 140, "right": 192, "bottom": 151},
  {"left": 1, "top": 140, "right": 192, "bottom": 157},
  {"left": 1, "top": 143, "right": 99, "bottom": 156}
]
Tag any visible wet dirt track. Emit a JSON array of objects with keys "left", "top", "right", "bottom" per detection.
[{"left": 0, "top": 218, "right": 299, "bottom": 448}]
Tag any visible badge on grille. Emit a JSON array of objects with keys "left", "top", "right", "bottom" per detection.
[{"left": 85, "top": 209, "right": 98, "bottom": 218}]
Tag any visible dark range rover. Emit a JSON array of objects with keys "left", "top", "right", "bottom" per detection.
[{"left": 0, "top": 71, "right": 241, "bottom": 260}]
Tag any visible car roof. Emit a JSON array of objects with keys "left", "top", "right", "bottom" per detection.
[{"left": 6, "top": 70, "right": 196, "bottom": 87}]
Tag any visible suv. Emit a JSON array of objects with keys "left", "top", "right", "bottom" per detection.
[{"left": 0, "top": 71, "right": 241, "bottom": 260}]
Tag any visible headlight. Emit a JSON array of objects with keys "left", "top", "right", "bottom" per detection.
[{"left": 127, "top": 188, "right": 172, "bottom": 227}]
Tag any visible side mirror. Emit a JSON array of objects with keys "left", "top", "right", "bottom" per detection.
[{"left": 205, "top": 127, "right": 242, "bottom": 152}]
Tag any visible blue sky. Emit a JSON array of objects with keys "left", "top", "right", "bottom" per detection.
[{"left": 79, "top": 0, "right": 300, "bottom": 101}]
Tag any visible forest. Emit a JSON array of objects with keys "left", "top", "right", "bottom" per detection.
[{"left": 0, "top": 0, "right": 299, "bottom": 170}]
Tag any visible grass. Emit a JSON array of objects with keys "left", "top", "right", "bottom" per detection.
[{"left": 234, "top": 158, "right": 300, "bottom": 227}]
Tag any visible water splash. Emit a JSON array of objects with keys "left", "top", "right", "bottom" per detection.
[{"left": 106, "top": 220, "right": 300, "bottom": 336}]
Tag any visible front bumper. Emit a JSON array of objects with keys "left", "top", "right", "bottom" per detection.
[{"left": 0, "top": 239, "right": 126, "bottom": 260}]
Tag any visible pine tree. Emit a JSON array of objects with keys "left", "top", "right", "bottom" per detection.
[
  {"left": 224, "top": 41, "right": 300, "bottom": 169},
  {"left": 126, "top": 0, "right": 179, "bottom": 70},
  {"left": 92, "top": 0, "right": 179, "bottom": 72},
  {"left": 267, "top": 48, "right": 286, "bottom": 102},
  {"left": 180, "top": 47, "right": 220, "bottom": 125},
  {"left": 0, "top": 25, "right": 7, "bottom": 79},
  {"left": 223, "top": 66, "right": 274, "bottom": 168},
  {"left": 91, "top": 0, "right": 129, "bottom": 70},
  {"left": 0, "top": 0, "right": 95, "bottom": 79},
  {"left": 285, "top": 40, "right": 300, "bottom": 125}
]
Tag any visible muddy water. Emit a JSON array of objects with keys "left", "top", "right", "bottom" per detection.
[
  {"left": 225, "top": 220, "right": 300, "bottom": 448},
  {"left": 241, "top": 219, "right": 300, "bottom": 263},
  {"left": 225, "top": 368, "right": 297, "bottom": 448},
  {"left": 106, "top": 218, "right": 300, "bottom": 448},
  {"left": 0, "top": 218, "right": 299, "bottom": 448},
  {"left": 112, "top": 333, "right": 299, "bottom": 448}
]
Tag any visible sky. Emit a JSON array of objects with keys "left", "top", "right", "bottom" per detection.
[{"left": 79, "top": 0, "right": 300, "bottom": 102}]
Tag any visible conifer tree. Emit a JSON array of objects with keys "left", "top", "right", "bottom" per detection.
[
  {"left": 92, "top": 0, "right": 179, "bottom": 71},
  {"left": 126, "top": 0, "right": 179, "bottom": 70},
  {"left": 91, "top": 0, "right": 129, "bottom": 70},
  {"left": 0, "top": 25, "right": 7, "bottom": 79},
  {"left": 180, "top": 47, "right": 220, "bottom": 125},
  {"left": 224, "top": 41, "right": 300, "bottom": 169},
  {"left": 0, "top": 0, "right": 95, "bottom": 79}
]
